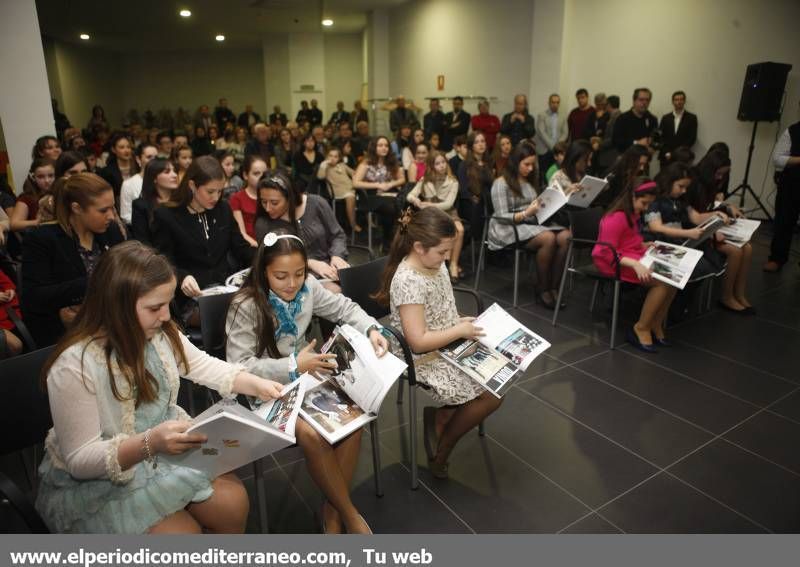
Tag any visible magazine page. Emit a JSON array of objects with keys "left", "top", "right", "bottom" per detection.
[
  {"left": 682, "top": 216, "right": 725, "bottom": 248},
  {"left": 320, "top": 324, "right": 406, "bottom": 414},
  {"left": 717, "top": 218, "right": 761, "bottom": 248},
  {"left": 225, "top": 268, "right": 251, "bottom": 288},
  {"left": 567, "top": 175, "right": 607, "bottom": 208},
  {"left": 640, "top": 241, "right": 704, "bottom": 290},
  {"left": 534, "top": 185, "right": 569, "bottom": 225},
  {"left": 299, "top": 380, "right": 376, "bottom": 444},
  {"left": 199, "top": 284, "right": 239, "bottom": 297},
  {"left": 440, "top": 339, "right": 519, "bottom": 398},
  {"left": 251, "top": 379, "right": 305, "bottom": 437},
  {"left": 474, "top": 303, "right": 551, "bottom": 371}
]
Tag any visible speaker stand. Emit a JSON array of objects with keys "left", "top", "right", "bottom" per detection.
[{"left": 727, "top": 121, "right": 773, "bottom": 222}]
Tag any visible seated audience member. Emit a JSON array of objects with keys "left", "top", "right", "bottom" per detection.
[
  {"left": 190, "top": 126, "right": 213, "bottom": 157},
  {"left": 765, "top": 117, "right": 800, "bottom": 272},
  {"left": 659, "top": 90, "right": 698, "bottom": 168},
  {"left": 292, "top": 134, "right": 324, "bottom": 192},
  {"left": 612, "top": 88, "right": 659, "bottom": 153},
  {"left": 171, "top": 145, "right": 193, "bottom": 185},
  {"left": 457, "top": 132, "right": 493, "bottom": 242},
  {"left": 214, "top": 149, "right": 244, "bottom": 198},
  {"left": 100, "top": 133, "right": 139, "bottom": 209},
  {"left": 546, "top": 140, "right": 592, "bottom": 233},
  {"left": 80, "top": 147, "right": 99, "bottom": 174},
  {"left": 596, "top": 144, "right": 651, "bottom": 208},
  {"left": 36, "top": 240, "right": 283, "bottom": 534},
  {"left": 501, "top": 94, "right": 536, "bottom": 147},
  {"left": 131, "top": 158, "right": 179, "bottom": 246},
  {"left": 389, "top": 95, "right": 420, "bottom": 135},
  {"left": 567, "top": 88, "right": 594, "bottom": 142},
  {"left": 687, "top": 150, "right": 754, "bottom": 314},
  {"left": 407, "top": 142, "right": 429, "bottom": 183},
  {"left": 273, "top": 128, "right": 296, "bottom": 170},
  {"left": 231, "top": 155, "right": 267, "bottom": 246},
  {"left": 339, "top": 139, "right": 358, "bottom": 170},
  {"left": 86, "top": 105, "right": 109, "bottom": 139},
  {"left": 535, "top": 94, "right": 568, "bottom": 178},
  {"left": 398, "top": 127, "right": 423, "bottom": 172},
  {"left": 317, "top": 146, "right": 359, "bottom": 233},
  {"left": 120, "top": 143, "right": 158, "bottom": 225},
  {"left": 225, "top": 234, "right": 386, "bottom": 534},
  {"left": 352, "top": 120, "right": 371, "bottom": 158},
  {"left": 471, "top": 99, "right": 501, "bottom": 151},
  {"left": 156, "top": 131, "right": 173, "bottom": 158},
  {"left": 352, "top": 136, "right": 407, "bottom": 251},
  {"left": 313, "top": 126, "right": 328, "bottom": 155},
  {"left": 153, "top": 156, "right": 253, "bottom": 324},
  {"left": 32, "top": 135, "right": 62, "bottom": 162},
  {"left": 428, "top": 132, "right": 441, "bottom": 153},
  {"left": 173, "top": 132, "right": 190, "bottom": 151},
  {"left": 227, "top": 127, "right": 248, "bottom": 170},
  {"left": 490, "top": 141, "right": 570, "bottom": 309},
  {"left": 448, "top": 135, "right": 468, "bottom": 175},
  {"left": 374, "top": 207, "right": 503, "bottom": 479},
  {"left": 21, "top": 173, "right": 124, "bottom": 347},
  {"left": 492, "top": 135, "right": 512, "bottom": 178},
  {"left": 444, "top": 96, "right": 470, "bottom": 152},
  {"left": 207, "top": 125, "right": 221, "bottom": 149},
  {"left": 669, "top": 146, "right": 695, "bottom": 166},
  {"left": 55, "top": 151, "right": 88, "bottom": 179},
  {"left": 241, "top": 104, "right": 264, "bottom": 129},
  {"left": 546, "top": 141, "right": 568, "bottom": 183},
  {"left": 0, "top": 266, "right": 22, "bottom": 357},
  {"left": 406, "top": 151, "right": 464, "bottom": 281},
  {"left": 245, "top": 123, "right": 275, "bottom": 167},
  {"left": 254, "top": 171, "right": 348, "bottom": 293},
  {"left": 10, "top": 158, "right": 55, "bottom": 234},
  {"left": 593, "top": 177, "right": 677, "bottom": 352},
  {"left": 423, "top": 98, "right": 447, "bottom": 142}
]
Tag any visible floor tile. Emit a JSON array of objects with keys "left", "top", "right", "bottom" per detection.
[
  {"left": 723, "top": 410, "right": 800, "bottom": 475},
  {"left": 560, "top": 513, "right": 623, "bottom": 534}
]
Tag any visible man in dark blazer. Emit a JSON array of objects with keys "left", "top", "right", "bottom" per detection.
[
  {"left": 268, "top": 105, "right": 287, "bottom": 126},
  {"left": 658, "top": 90, "right": 697, "bottom": 166},
  {"left": 238, "top": 104, "right": 262, "bottom": 129},
  {"left": 444, "top": 96, "right": 470, "bottom": 152}
]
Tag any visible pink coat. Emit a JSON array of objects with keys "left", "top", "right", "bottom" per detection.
[{"left": 592, "top": 210, "right": 646, "bottom": 284}]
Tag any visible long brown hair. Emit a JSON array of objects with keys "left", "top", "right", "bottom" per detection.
[
  {"left": 54, "top": 172, "right": 114, "bottom": 235},
  {"left": 171, "top": 155, "right": 225, "bottom": 206},
  {"left": 255, "top": 169, "right": 303, "bottom": 232},
  {"left": 606, "top": 176, "right": 657, "bottom": 228},
  {"left": 372, "top": 207, "right": 456, "bottom": 306},
  {"left": 463, "top": 132, "right": 491, "bottom": 197},
  {"left": 502, "top": 140, "right": 538, "bottom": 197},
  {"left": 22, "top": 158, "right": 55, "bottom": 198},
  {"left": 366, "top": 136, "right": 400, "bottom": 176},
  {"left": 420, "top": 150, "right": 452, "bottom": 188},
  {"left": 41, "top": 241, "right": 188, "bottom": 405}
]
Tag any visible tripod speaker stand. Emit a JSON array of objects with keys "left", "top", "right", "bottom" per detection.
[{"left": 727, "top": 121, "right": 773, "bottom": 222}]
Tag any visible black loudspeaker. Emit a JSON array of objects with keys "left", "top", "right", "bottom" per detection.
[{"left": 737, "top": 62, "right": 792, "bottom": 122}]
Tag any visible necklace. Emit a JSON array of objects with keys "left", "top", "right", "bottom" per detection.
[{"left": 188, "top": 204, "right": 210, "bottom": 239}]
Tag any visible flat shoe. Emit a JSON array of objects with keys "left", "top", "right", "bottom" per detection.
[
  {"left": 428, "top": 458, "right": 449, "bottom": 479},
  {"left": 423, "top": 407, "right": 438, "bottom": 462},
  {"left": 627, "top": 327, "right": 657, "bottom": 353},
  {"left": 717, "top": 300, "right": 751, "bottom": 316}
]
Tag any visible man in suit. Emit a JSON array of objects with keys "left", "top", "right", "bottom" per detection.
[
  {"left": 214, "top": 98, "right": 236, "bottom": 130},
  {"left": 389, "top": 95, "right": 419, "bottom": 135},
  {"left": 658, "top": 90, "right": 698, "bottom": 167},
  {"left": 309, "top": 99, "right": 323, "bottom": 127},
  {"left": 444, "top": 96, "right": 470, "bottom": 152},
  {"left": 195, "top": 104, "right": 214, "bottom": 133},
  {"left": 268, "top": 105, "right": 287, "bottom": 126},
  {"left": 501, "top": 94, "right": 536, "bottom": 147},
  {"left": 328, "top": 101, "right": 350, "bottom": 127},
  {"left": 423, "top": 98, "right": 447, "bottom": 141},
  {"left": 534, "top": 93, "right": 568, "bottom": 179},
  {"left": 238, "top": 104, "right": 262, "bottom": 129},
  {"left": 612, "top": 88, "right": 658, "bottom": 153}
]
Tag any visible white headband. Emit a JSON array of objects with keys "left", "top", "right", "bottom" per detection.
[{"left": 263, "top": 232, "right": 304, "bottom": 247}]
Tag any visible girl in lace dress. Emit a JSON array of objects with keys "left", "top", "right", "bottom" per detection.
[
  {"left": 373, "top": 208, "right": 503, "bottom": 479},
  {"left": 35, "top": 241, "right": 284, "bottom": 534}
]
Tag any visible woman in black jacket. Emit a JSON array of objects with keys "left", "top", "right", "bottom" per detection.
[
  {"left": 99, "top": 133, "right": 138, "bottom": 210},
  {"left": 21, "top": 173, "right": 124, "bottom": 347},
  {"left": 131, "top": 158, "right": 179, "bottom": 245},
  {"left": 152, "top": 156, "right": 253, "bottom": 323}
]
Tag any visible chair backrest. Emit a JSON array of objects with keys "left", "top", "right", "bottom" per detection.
[
  {"left": 0, "top": 346, "right": 55, "bottom": 455},
  {"left": 567, "top": 207, "right": 604, "bottom": 244},
  {"left": 338, "top": 256, "right": 390, "bottom": 320},
  {"left": 197, "top": 292, "right": 236, "bottom": 360}
]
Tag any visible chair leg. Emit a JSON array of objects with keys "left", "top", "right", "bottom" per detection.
[
  {"left": 590, "top": 280, "right": 600, "bottom": 312},
  {"left": 252, "top": 459, "right": 269, "bottom": 533},
  {"left": 513, "top": 249, "right": 521, "bottom": 307},
  {"left": 470, "top": 239, "right": 475, "bottom": 272},
  {"left": 367, "top": 213, "right": 373, "bottom": 253},
  {"left": 478, "top": 421, "right": 486, "bottom": 437},
  {"left": 552, "top": 244, "right": 572, "bottom": 326},
  {"left": 473, "top": 242, "right": 486, "bottom": 291},
  {"left": 396, "top": 377, "right": 404, "bottom": 404},
  {"left": 610, "top": 280, "right": 621, "bottom": 349},
  {"left": 369, "top": 421, "right": 384, "bottom": 497},
  {"left": 409, "top": 384, "right": 419, "bottom": 490}
]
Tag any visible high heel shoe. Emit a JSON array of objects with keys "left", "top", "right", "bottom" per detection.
[
  {"left": 535, "top": 292, "right": 557, "bottom": 310},
  {"left": 627, "top": 327, "right": 657, "bottom": 353}
]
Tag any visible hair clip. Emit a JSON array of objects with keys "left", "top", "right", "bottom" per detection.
[
  {"left": 634, "top": 181, "right": 657, "bottom": 193},
  {"left": 266, "top": 175, "right": 288, "bottom": 190},
  {"left": 263, "top": 232, "right": 304, "bottom": 247},
  {"left": 397, "top": 207, "right": 413, "bottom": 234}
]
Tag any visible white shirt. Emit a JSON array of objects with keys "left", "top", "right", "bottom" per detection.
[
  {"left": 772, "top": 127, "right": 792, "bottom": 171},
  {"left": 672, "top": 110, "right": 684, "bottom": 133},
  {"left": 119, "top": 173, "right": 143, "bottom": 224}
]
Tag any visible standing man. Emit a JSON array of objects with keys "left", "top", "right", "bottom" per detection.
[
  {"left": 308, "top": 99, "right": 323, "bottom": 127},
  {"left": 444, "top": 96, "right": 470, "bottom": 152},
  {"left": 567, "top": 88, "right": 594, "bottom": 142},
  {"left": 296, "top": 100, "right": 312, "bottom": 127},
  {"left": 214, "top": 98, "right": 236, "bottom": 130},
  {"left": 351, "top": 100, "right": 369, "bottom": 125},
  {"left": 239, "top": 104, "right": 263, "bottom": 129},
  {"left": 612, "top": 88, "right": 659, "bottom": 153},
  {"left": 764, "top": 115, "right": 800, "bottom": 272},
  {"left": 268, "top": 105, "right": 287, "bottom": 126},
  {"left": 471, "top": 99, "right": 501, "bottom": 151},
  {"left": 535, "top": 93, "right": 567, "bottom": 178},
  {"left": 328, "top": 101, "right": 350, "bottom": 127},
  {"left": 423, "top": 98, "right": 447, "bottom": 142},
  {"left": 658, "top": 90, "right": 698, "bottom": 167},
  {"left": 389, "top": 95, "right": 419, "bottom": 135},
  {"left": 501, "top": 94, "right": 536, "bottom": 147},
  {"left": 195, "top": 104, "right": 214, "bottom": 133},
  {"left": 593, "top": 95, "right": 622, "bottom": 173}
]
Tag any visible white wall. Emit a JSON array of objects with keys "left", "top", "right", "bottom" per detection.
[
  {"left": 263, "top": 35, "right": 291, "bottom": 117},
  {"left": 324, "top": 33, "right": 364, "bottom": 117},
  {"left": 560, "top": 0, "right": 800, "bottom": 209},
  {"left": 288, "top": 33, "right": 326, "bottom": 119}
]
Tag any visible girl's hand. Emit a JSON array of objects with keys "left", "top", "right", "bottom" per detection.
[
  {"left": 455, "top": 316, "right": 485, "bottom": 340},
  {"left": 715, "top": 211, "right": 731, "bottom": 224},
  {"left": 245, "top": 235, "right": 258, "bottom": 248},
  {"left": 309, "top": 259, "right": 338, "bottom": 281},
  {"left": 296, "top": 339, "right": 338, "bottom": 375},
  {"left": 525, "top": 200, "right": 540, "bottom": 218},
  {"left": 150, "top": 420, "right": 207, "bottom": 455},
  {"left": 252, "top": 378, "right": 285, "bottom": 401},
  {"left": 632, "top": 261, "right": 652, "bottom": 283},
  {"left": 369, "top": 329, "right": 389, "bottom": 357},
  {"left": 0, "top": 289, "right": 14, "bottom": 303},
  {"left": 330, "top": 256, "right": 350, "bottom": 271},
  {"left": 566, "top": 183, "right": 582, "bottom": 195},
  {"left": 181, "top": 275, "right": 202, "bottom": 297},
  {"left": 729, "top": 205, "right": 745, "bottom": 219},
  {"left": 685, "top": 227, "right": 704, "bottom": 241}
]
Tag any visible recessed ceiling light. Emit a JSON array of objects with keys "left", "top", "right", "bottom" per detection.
[
  {"left": 179, "top": 9, "right": 192, "bottom": 17},
  {"left": 215, "top": 34, "right": 225, "bottom": 42},
  {"left": 321, "top": 19, "right": 334, "bottom": 26},
  {"left": 79, "top": 33, "right": 90, "bottom": 40}
]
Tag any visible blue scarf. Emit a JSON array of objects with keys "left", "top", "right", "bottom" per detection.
[{"left": 269, "top": 284, "right": 309, "bottom": 339}]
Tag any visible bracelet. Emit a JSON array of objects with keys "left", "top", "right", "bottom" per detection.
[
  {"left": 143, "top": 429, "right": 158, "bottom": 469},
  {"left": 365, "top": 323, "right": 384, "bottom": 337}
]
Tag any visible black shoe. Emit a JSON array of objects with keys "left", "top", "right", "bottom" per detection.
[{"left": 627, "top": 327, "right": 657, "bottom": 353}]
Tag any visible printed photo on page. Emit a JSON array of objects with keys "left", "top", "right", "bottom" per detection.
[
  {"left": 567, "top": 175, "right": 607, "bottom": 208},
  {"left": 640, "top": 241, "right": 704, "bottom": 289},
  {"left": 534, "top": 185, "right": 569, "bottom": 224},
  {"left": 717, "top": 218, "right": 760, "bottom": 247},
  {"left": 475, "top": 303, "right": 551, "bottom": 370}
]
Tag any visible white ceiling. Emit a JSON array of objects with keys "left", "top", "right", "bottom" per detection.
[{"left": 36, "top": 0, "right": 408, "bottom": 51}]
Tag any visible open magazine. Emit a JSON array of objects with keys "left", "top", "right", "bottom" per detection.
[
  {"left": 682, "top": 215, "right": 725, "bottom": 248},
  {"left": 198, "top": 268, "right": 251, "bottom": 298},
  {"left": 640, "top": 241, "right": 704, "bottom": 289},
  {"left": 299, "top": 324, "right": 407, "bottom": 444},
  {"left": 717, "top": 218, "right": 761, "bottom": 248},
  {"left": 534, "top": 185, "right": 569, "bottom": 224},
  {"left": 439, "top": 303, "right": 551, "bottom": 398},
  {"left": 566, "top": 175, "right": 608, "bottom": 208},
  {"left": 164, "top": 380, "right": 304, "bottom": 477}
]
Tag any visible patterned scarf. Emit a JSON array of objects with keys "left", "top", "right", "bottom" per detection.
[{"left": 269, "top": 283, "right": 309, "bottom": 339}]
